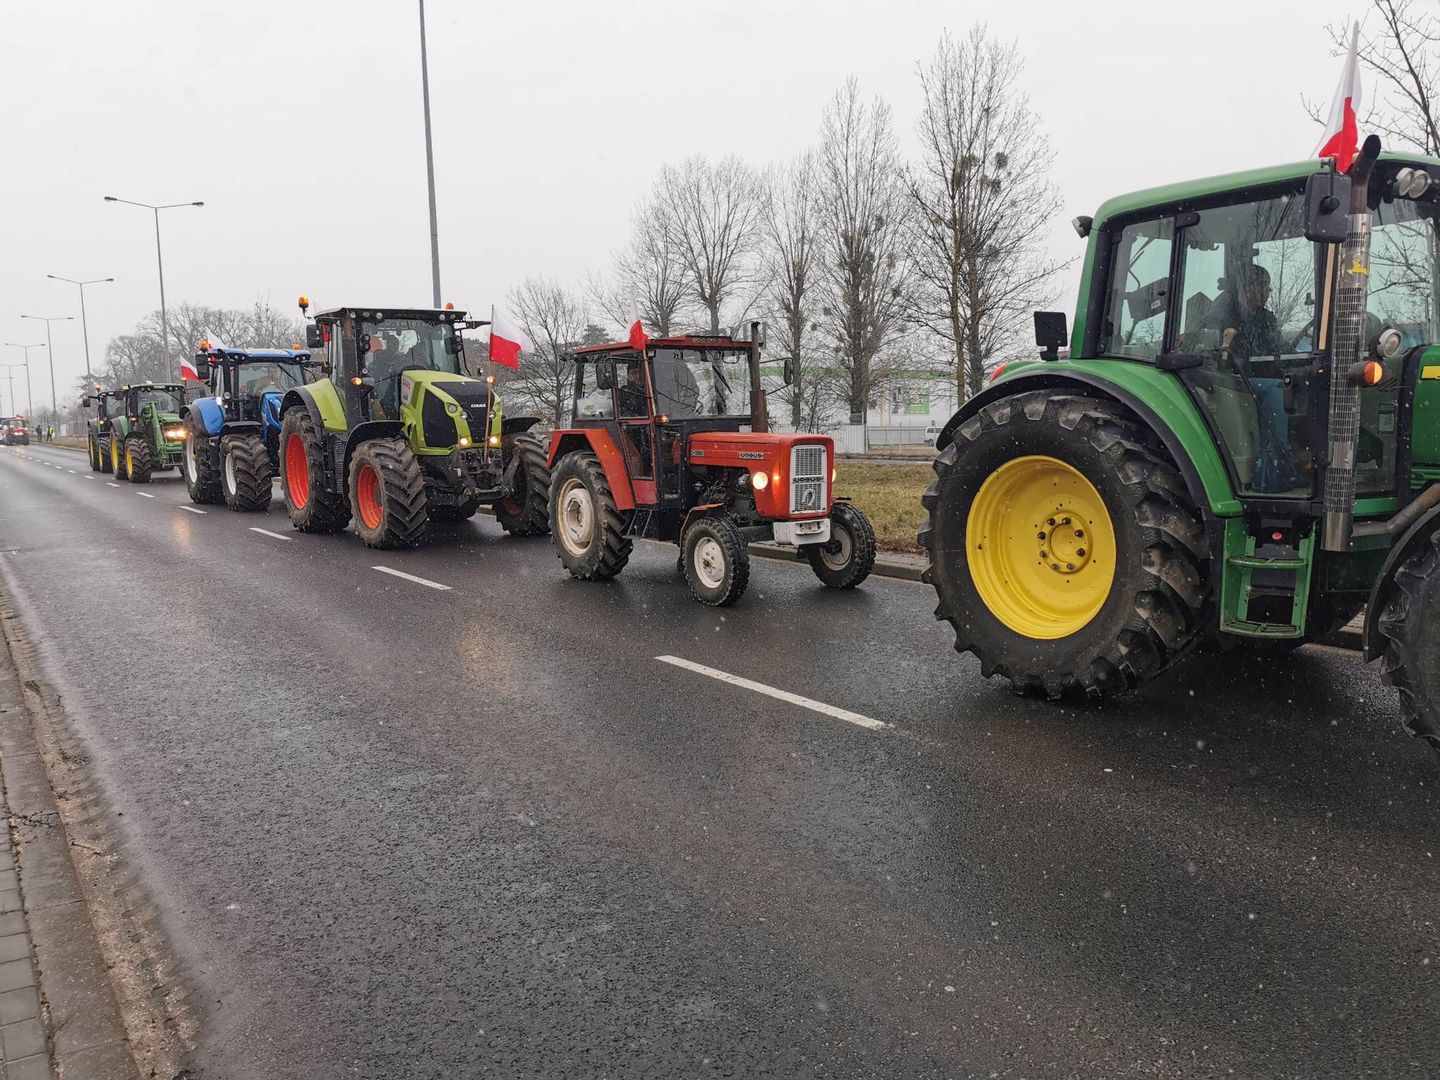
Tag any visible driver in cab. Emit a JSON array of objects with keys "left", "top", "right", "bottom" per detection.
[
  {"left": 366, "top": 331, "right": 405, "bottom": 418},
  {"left": 1206, "top": 264, "right": 1283, "bottom": 369}
]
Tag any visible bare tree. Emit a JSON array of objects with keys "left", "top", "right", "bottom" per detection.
[
  {"left": 589, "top": 200, "right": 692, "bottom": 338},
  {"left": 505, "top": 277, "right": 589, "bottom": 426},
  {"left": 761, "top": 153, "right": 828, "bottom": 430},
  {"left": 907, "top": 27, "right": 1063, "bottom": 401},
  {"left": 815, "top": 78, "right": 912, "bottom": 424},
  {"left": 654, "top": 155, "right": 766, "bottom": 333}
]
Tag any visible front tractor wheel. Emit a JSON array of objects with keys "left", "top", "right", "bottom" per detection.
[
  {"left": 919, "top": 391, "right": 1207, "bottom": 698},
  {"left": 349, "top": 438, "right": 428, "bottom": 549},
  {"left": 1375, "top": 530, "right": 1440, "bottom": 750},
  {"left": 683, "top": 516, "right": 750, "bottom": 606},
  {"left": 184, "top": 418, "right": 222, "bottom": 504},
  {"left": 280, "top": 409, "right": 349, "bottom": 534},
  {"left": 221, "top": 433, "right": 273, "bottom": 512},
  {"left": 125, "top": 436, "right": 153, "bottom": 483},
  {"left": 87, "top": 434, "right": 101, "bottom": 471},
  {"left": 806, "top": 502, "right": 877, "bottom": 589},
  {"left": 549, "top": 451, "right": 631, "bottom": 580},
  {"left": 495, "top": 431, "right": 552, "bottom": 537},
  {"left": 111, "top": 432, "right": 128, "bottom": 480}
]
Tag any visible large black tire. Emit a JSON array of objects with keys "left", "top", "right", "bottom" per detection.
[
  {"left": 919, "top": 391, "right": 1208, "bottom": 698},
  {"left": 98, "top": 434, "right": 114, "bottom": 474},
  {"left": 348, "top": 438, "right": 428, "bottom": 549},
  {"left": 87, "top": 433, "right": 101, "bottom": 472},
  {"left": 495, "top": 431, "right": 552, "bottom": 537},
  {"left": 184, "top": 416, "right": 223, "bottom": 505},
  {"left": 1375, "top": 530, "right": 1440, "bottom": 750},
  {"left": 682, "top": 516, "right": 750, "bottom": 606},
  {"left": 125, "top": 436, "right": 152, "bottom": 484},
  {"left": 549, "top": 451, "right": 631, "bottom": 580},
  {"left": 806, "top": 501, "right": 876, "bottom": 589},
  {"left": 280, "top": 409, "right": 349, "bottom": 534},
  {"left": 221, "top": 433, "right": 273, "bottom": 512},
  {"left": 111, "top": 431, "right": 128, "bottom": 480}
]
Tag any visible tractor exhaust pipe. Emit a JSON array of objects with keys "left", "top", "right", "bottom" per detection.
[
  {"left": 748, "top": 320, "right": 770, "bottom": 434},
  {"left": 1322, "top": 135, "right": 1382, "bottom": 553}
]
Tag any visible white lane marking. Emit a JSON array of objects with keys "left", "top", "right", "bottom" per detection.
[
  {"left": 655, "top": 655, "right": 889, "bottom": 732},
  {"left": 179, "top": 505, "right": 206, "bottom": 514},
  {"left": 135, "top": 491, "right": 156, "bottom": 498},
  {"left": 106, "top": 482, "right": 120, "bottom": 488},
  {"left": 249, "top": 528, "right": 292, "bottom": 542},
  {"left": 371, "top": 565, "right": 452, "bottom": 591},
  {"left": 66, "top": 469, "right": 76, "bottom": 474},
  {"left": 82, "top": 475, "right": 94, "bottom": 480}
]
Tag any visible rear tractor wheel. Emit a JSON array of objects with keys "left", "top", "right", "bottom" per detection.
[
  {"left": 87, "top": 433, "right": 100, "bottom": 471},
  {"left": 125, "top": 436, "right": 152, "bottom": 484},
  {"left": 549, "top": 451, "right": 631, "bottom": 580},
  {"left": 348, "top": 438, "right": 428, "bottom": 549},
  {"left": 682, "top": 516, "right": 750, "bottom": 606},
  {"left": 919, "top": 391, "right": 1207, "bottom": 698},
  {"left": 806, "top": 501, "right": 876, "bottom": 589},
  {"left": 280, "top": 409, "right": 349, "bottom": 534},
  {"left": 1375, "top": 530, "right": 1440, "bottom": 751},
  {"left": 495, "top": 431, "right": 552, "bottom": 537},
  {"left": 221, "top": 433, "right": 273, "bottom": 512},
  {"left": 110, "top": 432, "right": 128, "bottom": 480}
]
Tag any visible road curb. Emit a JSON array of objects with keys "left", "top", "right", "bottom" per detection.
[{"left": 0, "top": 563, "right": 195, "bottom": 1078}]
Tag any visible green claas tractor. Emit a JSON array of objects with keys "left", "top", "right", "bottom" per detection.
[
  {"left": 921, "top": 137, "right": 1440, "bottom": 751},
  {"left": 279, "top": 299, "right": 550, "bottom": 547},
  {"left": 92, "top": 382, "right": 186, "bottom": 482},
  {"left": 82, "top": 389, "right": 122, "bottom": 471}
]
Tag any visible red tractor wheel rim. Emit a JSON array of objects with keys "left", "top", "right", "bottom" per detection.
[
  {"left": 285, "top": 434, "right": 309, "bottom": 508},
  {"left": 356, "top": 463, "right": 383, "bottom": 530}
]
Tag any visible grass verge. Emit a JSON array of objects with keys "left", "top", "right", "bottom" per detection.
[{"left": 834, "top": 461, "right": 934, "bottom": 554}]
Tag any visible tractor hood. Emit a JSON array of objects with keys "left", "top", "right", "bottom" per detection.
[
  {"left": 399, "top": 369, "right": 497, "bottom": 449},
  {"left": 688, "top": 431, "right": 834, "bottom": 519}
]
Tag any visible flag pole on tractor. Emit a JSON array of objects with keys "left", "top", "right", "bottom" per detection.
[{"left": 1316, "top": 22, "right": 1362, "bottom": 173}]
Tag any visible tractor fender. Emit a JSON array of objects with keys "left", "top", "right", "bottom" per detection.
[
  {"left": 1362, "top": 505, "right": 1440, "bottom": 661},
  {"left": 501, "top": 416, "right": 543, "bottom": 437},
  {"left": 280, "top": 387, "right": 326, "bottom": 435},
  {"left": 219, "top": 420, "right": 262, "bottom": 437},
  {"left": 191, "top": 397, "right": 227, "bottom": 437},
  {"left": 343, "top": 421, "right": 406, "bottom": 479},
  {"left": 938, "top": 370, "right": 1214, "bottom": 524},
  {"left": 680, "top": 502, "right": 727, "bottom": 537},
  {"left": 546, "top": 429, "right": 636, "bottom": 510}
]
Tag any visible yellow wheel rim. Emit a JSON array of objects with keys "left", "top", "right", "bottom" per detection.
[
  {"left": 126, "top": 445, "right": 134, "bottom": 474},
  {"left": 111, "top": 439, "right": 119, "bottom": 471},
  {"left": 967, "top": 455, "right": 1117, "bottom": 640}
]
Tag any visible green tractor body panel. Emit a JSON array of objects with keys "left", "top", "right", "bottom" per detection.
[
  {"left": 298, "top": 377, "right": 349, "bottom": 435},
  {"left": 395, "top": 368, "right": 504, "bottom": 455}
]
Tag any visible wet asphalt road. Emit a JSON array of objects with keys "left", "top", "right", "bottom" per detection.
[{"left": 0, "top": 442, "right": 1436, "bottom": 1079}]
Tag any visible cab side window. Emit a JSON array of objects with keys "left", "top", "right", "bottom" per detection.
[
  {"left": 1097, "top": 218, "right": 1174, "bottom": 361},
  {"left": 574, "top": 363, "right": 613, "bottom": 419}
]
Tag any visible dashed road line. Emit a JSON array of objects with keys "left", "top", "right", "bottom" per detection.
[
  {"left": 65, "top": 469, "right": 76, "bottom": 474},
  {"left": 249, "top": 528, "right": 293, "bottom": 542},
  {"left": 82, "top": 476, "right": 94, "bottom": 480},
  {"left": 655, "top": 655, "right": 889, "bottom": 732},
  {"left": 372, "top": 566, "right": 452, "bottom": 591},
  {"left": 135, "top": 492, "right": 156, "bottom": 498},
  {"left": 106, "top": 483, "right": 120, "bottom": 488},
  {"left": 178, "top": 505, "right": 206, "bottom": 514}
]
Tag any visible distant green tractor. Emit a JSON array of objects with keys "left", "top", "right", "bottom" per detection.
[
  {"left": 280, "top": 300, "right": 550, "bottom": 548},
  {"left": 921, "top": 138, "right": 1440, "bottom": 749},
  {"left": 81, "top": 388, "right": 122, "bottom": 472},
  {"left": 97, "top": 383, "right": 187, "bottom": 483}
]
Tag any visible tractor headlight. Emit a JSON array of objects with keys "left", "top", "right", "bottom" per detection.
[
  {"left": 458, "top": 435, "right": 472, "bottom": 448},
  {"left": 446, "top": 403, "right": 459, "bottom": 415},
  {"left": 752, "top": 470, "right": 768, "bottom": 490},
  {"left": 163, "top": 426, "right": 185, "bottom": 440},
  {"left": 487, "top": 434, "right": 500, "bottom": 447}
]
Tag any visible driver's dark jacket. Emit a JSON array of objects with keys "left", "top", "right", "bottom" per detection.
[{"left": 1204, "top": 293, "right": 1283, "bottom": 363}]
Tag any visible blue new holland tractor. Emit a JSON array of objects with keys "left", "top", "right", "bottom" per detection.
[{"left": 182, "top": 342, "right": 318, "bottom": 511}]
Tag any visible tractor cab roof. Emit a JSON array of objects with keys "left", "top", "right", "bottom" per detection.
[
  {"left": 312, "top": 306, "right": 469, "bottom": 323},
  {"left": 119, "top": 382, "right": 184, "bottom": 393},
  {"left": 1092, "top": 152, "right": 1440, "bottom": 231},
  {"left": 196, "top": 345, "right": 311, "bottom": 363},
  {"left": 574, "top": 333, "right": 751, "bottom": 360}
]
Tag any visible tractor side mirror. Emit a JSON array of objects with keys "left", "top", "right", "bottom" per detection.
[
  {"left": 82, "top": 396, "right": 93, "bottom": 407},
  {"left": 1034, "top": 311, "right": 1068, "bottom": 361},
  {"left": 782, "top": 357, "right": 796, "bottom": 386},
  {"left": 595, "top": 362, "right": 616, "bottom": 391},
  {"left": 305, "top": 324, "right": 325, "bottom": 349},
  {"left": 1304, "top": 171, "right": 1351, "bottom": 243}
]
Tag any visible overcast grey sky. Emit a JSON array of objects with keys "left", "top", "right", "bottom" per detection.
[{"left": 0, "top": 0, "right": 1371, "bottom": 406}]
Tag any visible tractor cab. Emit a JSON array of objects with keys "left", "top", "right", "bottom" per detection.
[
  {"left": 193, "top": 343, "right": 313, "bottom": 421},
  {"left": 546, "top": 325, "right": 875, "bottom": 605},
  {"left": 80, "top": 390, "right": 120, "bottom": 469}
]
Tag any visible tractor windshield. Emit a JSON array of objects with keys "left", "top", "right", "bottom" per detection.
[
  {"left": 360, "top": 318, "right": 462, "bottom": 379},
  {"left": 650, "top": 347, "right": 752, "bottom": 419},
  {"left": 236, "top": 362, "right": 306, "bottom": 397},
  {"left": 1368, "top": 193, "right": 1440, "bottom": 350},
  {"left": 133, "top": 387, "right": 183, "bottom": 413}
]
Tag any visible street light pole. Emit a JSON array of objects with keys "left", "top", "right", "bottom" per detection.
[
  {"left": 103, "top": 196, "right": 204, "bottom": 379},
  {"left": 47, "top": 275, "right": 114, "bottom": 381},
  {"left": 20, "top": 316, "right": 73, "bottom": 416},
  {"left": 0, "top": 365, "right": 19, "bottom": 417},
  {"left": 418, "top": 0, "right": 442, "bottom": 307},
  {"left": 3, "top": 343, "right": 43, "bottom": 416}
]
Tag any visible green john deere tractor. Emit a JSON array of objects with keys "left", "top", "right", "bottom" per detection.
[
  {"left": 921, "top": 137, "right": 1440, "bottom": 750},
  {"left": 97, "top": 382, "right": 187, "bottom": 483},
  {"left": 279, "top": 300, "right": 550, "bottom": 548}
]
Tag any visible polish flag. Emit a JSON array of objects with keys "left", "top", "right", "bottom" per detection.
[
  {"left": 628, "top": 319, "right": 649, "bottom": 352},
  {"left": 1316, "top": 23, "right": 1363, "bottom": 173},
  {"left": 180, "top": 356, "right": 201, "bottom": 381},
  {"left": 489, "top": 310, "right": 531, "bottom": 370}
]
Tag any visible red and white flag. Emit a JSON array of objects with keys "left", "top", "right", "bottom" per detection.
[
  {"left": 180, "top": 356, "right": 201, "bottom": 381},
  {"left": 1316, "top": 23, "right": 1363, "bottom": 173},
  {"left": 627, "top": 318, "right": 649, "bottom": 352},
  {"left": 489, "top": 309, "right": 531, "bottom": 370}
]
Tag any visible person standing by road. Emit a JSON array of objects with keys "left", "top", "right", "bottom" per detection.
[{"left": 46, "top": 424, "right": 54, "bottom": 443}]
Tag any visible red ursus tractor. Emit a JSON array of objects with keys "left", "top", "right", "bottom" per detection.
[{"left": 544, "top": 324, "right": 876, "bottom": 605}]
